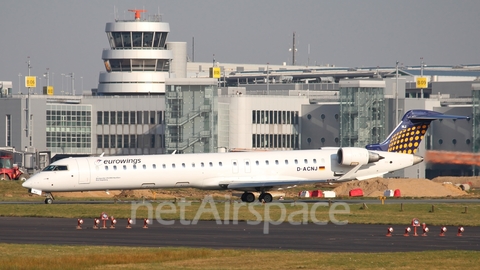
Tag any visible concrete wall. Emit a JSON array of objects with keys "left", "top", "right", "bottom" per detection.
[{"left": 300, "top": 104, "right": 340, "bottom": 149}]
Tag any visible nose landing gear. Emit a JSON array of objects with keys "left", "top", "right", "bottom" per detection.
[{"left": 44, "top": 192, "right": 55, "bottom": 204}]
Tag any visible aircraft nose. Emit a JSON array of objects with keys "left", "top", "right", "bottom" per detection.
[
  {"left": 22, "top": 180, "right": 32, "bottom": 189},
  {"left": 413, "top": 155, "right": 424, "bottom": 165}
]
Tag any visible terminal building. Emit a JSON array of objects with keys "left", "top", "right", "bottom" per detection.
[{"left": 0, "top": 9, "right": 479, "bottom": 178}]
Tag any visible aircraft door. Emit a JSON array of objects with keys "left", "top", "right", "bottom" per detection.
[
  {"left": 232, "top": 159, "right": 238, "bottom": 174},
  {"left": 75, "top": 158, "right": 91, "bottom": 184}
]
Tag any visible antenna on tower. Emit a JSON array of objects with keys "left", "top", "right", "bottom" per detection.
[
  {"left": 307, "top": 44, "right": 310, "bottom": 67},
  {"left": 128, "top": 9, "right": 146, "bottom": 20}
]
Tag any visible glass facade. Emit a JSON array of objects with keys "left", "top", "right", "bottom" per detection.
[
  {"left": 5, "top": 114, "right": 11, "bottom": 146},
  {"left": 251, "top": 110, "right": 300, "bottom": 150},
  {"left": 473, "top": 89, "right": 480, "bottom": 153},
  {"left": 165, "top": 84, "right": 218, "bottom": 154},
  {"left": 106, "top": 59, "right": 169, "bottom": 72},
  {"left": 46, "top": 104, "right": 92, "bottom": 154},
  {"left": 339, "top": 83, "right": 385, "bottom": 147},
  {"left": 96, "top": 110, "right": 164, "bottom": 152},
  {"left": 108, "top": 31, "right": 168, "bottom": 49}
]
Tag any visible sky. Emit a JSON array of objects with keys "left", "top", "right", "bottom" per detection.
[{"left": 1, "top": 0, "right": 479, "bottom": 93}]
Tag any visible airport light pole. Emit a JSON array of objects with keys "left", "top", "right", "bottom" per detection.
[
  {"left": 266, "top": 63, "right": 269, "bottom": 95},
  {"left": 26, "top": 57, "right": 32, "bottom": 147},
  {"left": 18, "top": 73, "right": 21, "bottom": 94},
  {"left": 395, "top": 61, "right": 399, "bottom": 123},
  {"left": 43, "top": 68, "right": 50, "bottom": 89},
  {"left": 61, "top": 73, "right": 65, "bottom": 95},
  {"left": 420, "top": 57, "right": 425, "bottom": 98},
  {"left": 64, "top": 73, "right": 75, "bottom": 95},
  {"left": 71, "top": 73, "right": 75, "bottom": 95}
]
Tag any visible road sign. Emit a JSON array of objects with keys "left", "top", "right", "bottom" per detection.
[
  {"left": 25, "top": 76, "right": 36, "bottom": 88},
  {"left": 416, "top": 77, "right": 427, "bottom": 89}
]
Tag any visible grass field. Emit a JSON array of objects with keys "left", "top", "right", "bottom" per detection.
[
  {"left": 0, "top": 244, "right": 479, "bottom": 270},
  {"left": 0, "top": 201, "right": 478, "bottom": 226}
]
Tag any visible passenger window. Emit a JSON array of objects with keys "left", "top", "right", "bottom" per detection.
[
  {"left": 209, "top": 162, "right": 213, "bottom": 167},
  {"left": 201, "top": 162, "right": 204, "bottom": 167},
  {"left": 182, "top": 163, "right": 186, "bottom": 168},
  {"left": 123, "top": 165, "right": 127, "bottom": 170},
  {"left": 246, "top": 161, "right": 250, "bottom": 166},
  {"left": 105, "top": 166, "right": 108, "bottom": 171},
  {"left": 143, "top": 164, "right": 146, "bottom": 169},
  {"left": 285, "top": 160, "right": 288, "bottom": 165},
  {"left": 256, "top": 161, "right": 259, "bottom": 165},
  {"left": 295, "top": 159, "right": 298, "bottom": 164},
  {"left": 192, "top": 163, "right": 195, "bottom": 168},
  {"left": 219, "top": 162, "right": 222, "bottom": 166},
  {"left": 233, "top": 161, "right": 237, "bottom": 166},
  {"left": 275, "top": 160, "right": 279, "bottom": 165},
  {"left": 265, "top": 160, "right": 269, "bottom": 165},
  {"left": 133, "top": 164, "right": 137, "bottom": 169},
  {"left": 162, "top": 164, "right": 166, "bottom": 169},
  {"left": 113, "top": 165, "right": 117, "bottom": 170},
  {"left": 153, "top": 164, "right": 156, "bottom": 169},
  {"left": 172, "top": 164, "right": 176, "bottom": 168},
  {"left": 313, "top": 159, "right": 317, "bottom": 164},
  {"left": 304, "top": 159, "right": 308, "bottom": 164}
]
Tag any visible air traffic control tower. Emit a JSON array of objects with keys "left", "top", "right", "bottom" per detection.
[{"left": 97, "top": 9, "right": 173, "bottom": 95}]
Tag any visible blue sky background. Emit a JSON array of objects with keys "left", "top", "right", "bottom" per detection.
[{"left": 1, "top": 0, "right": 479, "bottom": 92}]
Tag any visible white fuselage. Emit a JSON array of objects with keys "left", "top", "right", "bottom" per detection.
[{"left": 22, "top": 149, "right": 417, "bottom": 193}]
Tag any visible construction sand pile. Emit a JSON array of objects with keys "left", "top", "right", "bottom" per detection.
[
  {"left": 333, "top": 177, "right": 467, "bottom": 197},
  {"left": 432, "top": 176, "right": 480, "bottom": 188},
  {"left": 55, "top": 188, "right": 227, "bottom": 200}
]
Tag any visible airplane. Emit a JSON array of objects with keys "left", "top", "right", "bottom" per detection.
[{"left": 22, "top": 109, "right": 469, "bottom": 204}]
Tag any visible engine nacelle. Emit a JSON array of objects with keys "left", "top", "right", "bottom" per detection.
[{"left": 337, "top": 148, "right": 382, "bottom": 166}]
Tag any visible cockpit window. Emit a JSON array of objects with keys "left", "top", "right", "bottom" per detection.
[
  {"left": 43, "top": 165, "right": 55, "bottom": 171},
  {"left": 56, "top": 165, "right": 68, "bottom": 171},
  {"left": 42, "top": 165, "right": 68, "bottom": 171}
]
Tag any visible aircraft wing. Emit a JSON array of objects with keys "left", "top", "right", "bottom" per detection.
[{"left": 218, "top": 179, "right": 327, "bottom": 191}]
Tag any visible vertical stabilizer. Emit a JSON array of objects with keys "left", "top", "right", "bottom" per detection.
[{"left": 366, "top": 110, "right": 469, "bottom": 153}]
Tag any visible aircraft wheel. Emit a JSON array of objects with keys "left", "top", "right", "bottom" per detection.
[
  {"left": 263, "top": 193, "right": 273, "bottom": 203},
  {"left": 245, "top": 192, "right": 255, "bottom": 203},
  {"left": 258, "top": 193, "right": 265, "bottom": 202},
  {"left": 241, "top": 193, "right": 247, "bottom": 202},
  {"left": 45, "top": 198, "right": 53, "bottom": 204},
  {"left": 0, "top": 174, "right": 10, "bottom": 181},
  {"left": 18, "top": 173, "right": 29, "bottom": 182}
]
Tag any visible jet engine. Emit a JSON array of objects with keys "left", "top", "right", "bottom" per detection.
[{"left": 337, "top": 148, "right": 383, "bottom": 166}]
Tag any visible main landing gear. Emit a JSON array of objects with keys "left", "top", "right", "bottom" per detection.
[
  {"left": 44, "top": 192, "right": 55, "bottom": 204},
  {"left": 240, "top": 192, "right": 273, "bottom": 203}
]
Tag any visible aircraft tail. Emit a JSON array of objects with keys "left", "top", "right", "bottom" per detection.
[{"left": 365, "top": 110, "right": 469, "bottom": 154}]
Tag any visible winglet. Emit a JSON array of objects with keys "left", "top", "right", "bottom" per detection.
[{"left": 366, "top": 110, "right": 469, "bottom": 154}]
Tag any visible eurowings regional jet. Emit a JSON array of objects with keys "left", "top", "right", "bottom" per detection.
[{"left": 22, "top": 110, "right": 469, "bottom": 204}]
